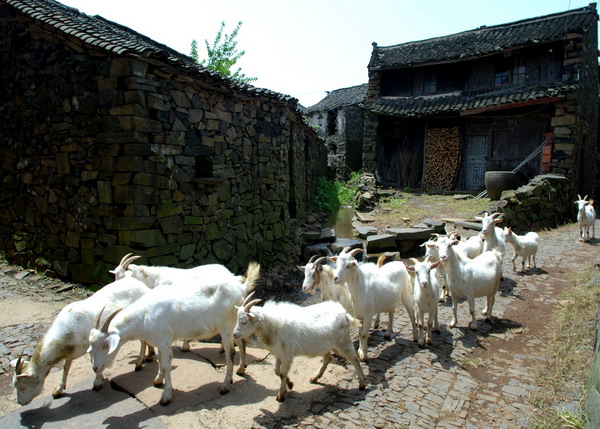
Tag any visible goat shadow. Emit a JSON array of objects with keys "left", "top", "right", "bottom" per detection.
[{"left": 3, "top": 378, "right": 160, "bottom": 429}]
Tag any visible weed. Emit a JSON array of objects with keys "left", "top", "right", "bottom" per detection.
[{"left": 528, "top": 261, "right": 599, "bottom": 427}]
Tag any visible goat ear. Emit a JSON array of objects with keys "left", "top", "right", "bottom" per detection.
[
  {"left": 406, "top": 265, "right": 415, "bottom": 272},
  {"left": 247, "top": 312, "right": 255, "bottom": 321},
  {"left": 107, "top": 334, "right": 120, "bottom": 355},
  {"left": 430, "top": 260, "right": 441, "bottom": 269},
  {"left": 494, "top": 216, "right": 503, "bottom": 224},
  {"left": 86, "top": 345, "right": 92, "bottom": 353},
  {"left": 296, "top": 265, "right": 305, "bottom": 272},
  {"left": 327, "top": 256, "right": 337, "bottom": 261},
  {"left": 426, "top": 242, "right": 436, "bottom": 248},
  {"left": 589, "top": 199, "right": 594, "bottom": 205}
]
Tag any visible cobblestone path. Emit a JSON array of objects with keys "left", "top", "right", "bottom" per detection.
[{"left": 0, "top": 222, "right": 598, "bottom": 428}]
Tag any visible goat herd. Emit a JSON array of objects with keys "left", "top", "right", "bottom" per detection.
[{"left": 9, "top": 196, "right": 596, "bottom": 408}]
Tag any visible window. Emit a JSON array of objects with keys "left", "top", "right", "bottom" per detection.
[
  {"left": 423, "top": 69, "right": 436, "bottom": 94},
  {"left": 495, "top": 70, "right": 510, "bottom": 87},
  {"left": 512, "top": 57, "right": 526, "bottom": 84}
]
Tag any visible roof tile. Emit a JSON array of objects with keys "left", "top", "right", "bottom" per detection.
[{"left": 369, "top": 5, "right": 597, "bottom": 69}]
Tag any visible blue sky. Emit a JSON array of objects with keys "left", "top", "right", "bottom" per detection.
[{"left": 60, "top": 0, "right": 596, "bottom": 107}]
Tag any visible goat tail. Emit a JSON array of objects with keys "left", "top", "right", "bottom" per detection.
[
  {"left": 346, "top": 314, "right": 363, "bottom": 329},
  {"left": 243, "top": 261, "right": 261, "bottom": 293}
]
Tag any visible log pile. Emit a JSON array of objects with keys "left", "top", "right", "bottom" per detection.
[{"left": 424, "top": 127, "right": 460, "bottom": 190}]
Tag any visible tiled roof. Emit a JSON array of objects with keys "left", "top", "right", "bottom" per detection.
[
  {"left": 369, "top": 5, "right": 598, "bottom": 70},
  {"left": 367, "top": 82, "right": 578, "bottom": 117},
  {"left": 4, "top": 0, "right": 294, "bottom": 102},
  {"left": 306, "top": 84, "right": 368, "bottom": 113}
]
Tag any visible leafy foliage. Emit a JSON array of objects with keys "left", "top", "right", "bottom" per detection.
[
  {"left": 313, "top": 175, "right": 361, "bottom": 213},
  {"left": 190, "top": 21, "right": 257, "bottom": 84}
]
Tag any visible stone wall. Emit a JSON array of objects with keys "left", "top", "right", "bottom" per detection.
[
  {"left": 493, "top": 174, "right": 573, "bottom": 233},
  {"left": 0, "top": 6, "right": 327, "bottom": 283}
]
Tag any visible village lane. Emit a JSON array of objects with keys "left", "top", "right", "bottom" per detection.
[{"left": 0, "top": 221, "right": 597, "bottom": 428}]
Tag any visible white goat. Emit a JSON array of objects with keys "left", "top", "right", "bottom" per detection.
[
  {"left": 88, "top": 262, "right": 260, "bottom": 406},
  {"left": 111, "top": 253, "right": 241, "bottom": 352},
  {"left": 503, "top": 227, "right": 540, "bottom": 272},
  {"left": 406, "top": 257, "right": 441, "bottom": 347},
  {"left": 330, "top": 246, "right": 415, "bottom": 361},
  {"left": 298, "top": 255, "right": 353, "bottom": 311},
  {"left": 12, "top": 276, "right": 151, "bottom": 405},
  {"left": 436, "top": 235, "right": 502, "bottom": 330},
  {"left": 422, "top": 232, "right": 482, "bottom": 302},
  {"left": 422, "top": 238, "right": 449, "bottom": 302},
  {"left": 575, "top": 194, "right": 596, "bottom": 241},
  {"left": 233, "top": 294, "right": 366, "bottom": 402},
  {"left": 298, "top": 254, "right": 383, "bottom": 327},
  {"left": 476, "top": 212, "right": 506, "bottom": 255}
]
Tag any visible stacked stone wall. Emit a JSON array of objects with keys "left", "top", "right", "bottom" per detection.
[
  {"left": 494, "top": 174, "right": 572, "bottom": 233},
  {"left": 0, "top": 8, "right": 326, "bottom": 282}
]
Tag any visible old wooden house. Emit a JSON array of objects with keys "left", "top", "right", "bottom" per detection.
[
  {"left": 305, "top": 84, "right": 367, "bottom": 179},
  {"left": 0, "top": 0, "right": 326, "bottom": 282},
  {"left": 363, "top": 5, "right": 599, "bottom": 194}
]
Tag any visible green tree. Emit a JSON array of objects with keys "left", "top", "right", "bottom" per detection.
[{"left": 190, "top": 21, "right": 257, "bottom": 84}]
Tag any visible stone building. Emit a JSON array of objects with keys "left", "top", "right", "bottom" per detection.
[
  {"left": 0, "top": 0, "right": 327, "bottom": 282},
  {"left": 363, "top": 5, "right": 599, "bottom": 195},
  {"left": 305, "top": 84, "right": 367, "bottom": 179}
]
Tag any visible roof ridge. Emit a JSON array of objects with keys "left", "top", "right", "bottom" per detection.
[{"left": 375, "top": 4, "right": 593, "bottom": 50}]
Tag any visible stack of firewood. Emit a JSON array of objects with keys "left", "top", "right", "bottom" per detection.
[{"left": 424, "top": 127, "right": 460, "bottom": 190}]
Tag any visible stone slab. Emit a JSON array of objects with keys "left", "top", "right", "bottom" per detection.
[
  {"left": 386, "top": 227, "right": 434, "bottom": 241},
  {"left": 355, "top": 212, "right": 375, "bottom": 223}
]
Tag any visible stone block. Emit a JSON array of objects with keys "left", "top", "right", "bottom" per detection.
[
  {"left": 110, "top": 58, "right": 148, "bottom": 78},
  {"left": 366, "top": 234, "right": 397, "bottom": 253},
  {"left": 213, "top": 239, "right": 233, "bottom": 261},
  {"left": 160, "top": 217, "right": 183, "bottom": 234},
  {"left": 550, "top": 114, "right": 576, "bottom": 127},
  {"left": 56, "top": 152, "right": 70, "bottom": 174},
  {"left": 329, "top": 238, "right": 363, "bottom": 255},
  {"left": 355, "top": 226, "right": 378, "bottom": 238},
  {"left": 105, "top": 217, "right": 156, "bottom": 230},
  {"left": 118, "top": 229, "right": 166, "bottom": 248},
  {"left": 386, "top": 227, "right": 434, "bottom": 241}
]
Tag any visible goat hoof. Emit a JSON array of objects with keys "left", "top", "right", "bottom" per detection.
[
  {"left": 153, "top": 380, "right": 164, "bottom": 387},
  {"left": 309, "top": 376, "right": 319, "bottom": 384},
  {"left": 92, "top": 383, "right": 103, "bottom": 392},
  {"left": 276, "top": 394, "right": 285, "bottom": 402},
  {"left": 359, "top": 383, "right": 366, "bottom": 391},
  {"left": 236, "top": 367, "right": 246, "bottom": 376},
  {"left": 287, "top": 380, "right": 294, "bottom": 389},
  {"left": 135, "top": 364, "right": 143, "bottom": 372},
  {"left": 384, "top": 334, "right": 391, "bottom": 340},
  {"left": 160, "top": 398, "right": 171, "bottom": 406},
  {"left": 52, "top": 389, "right": 64, "bottom": 398},
  {"left": 218, "top": 387, "right": 230, "bottom": 395}
]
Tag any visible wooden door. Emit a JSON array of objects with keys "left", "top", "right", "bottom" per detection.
[{"left": 464, "top": 135, "right": 488, "bottom": 189}]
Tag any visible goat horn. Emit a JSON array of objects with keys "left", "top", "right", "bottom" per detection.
[
  {"left": 341, "top": 246, "right": 352, "bottom": 255},
  {"left": 94, "top": 305, "right": 107, "bottom": 329},
  {"left": 409, "top": 258, "right": 420, "bottom": 265},
  {"left": 349, "top": 248, "right": 363, "bottom": 258},
  {"left": 101, "top": 308, "right": 122, "bottom": 333},
  {"left": 308, "top": 255, "right": 318, "bottom": 264},
  {"left": 584, "top": 195, "right": 588, "bottom": 201},
  {"left": 117, "top": 253, "right": 133, "bottom": 267},
  {"left": 15, "top": 352, "right": 24, "bottom": 374},
  {"left": 244, "top": 298, "right": 262, "bottom": 313},
  {"left": 122, "top": 255, "right": 141, "bottom": 269},
  {"left": 241, "top": 291, "right": 256, "bottom": 308},
  {"left": 314, "top": 256, "right": 328, "bottom": 266}
]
